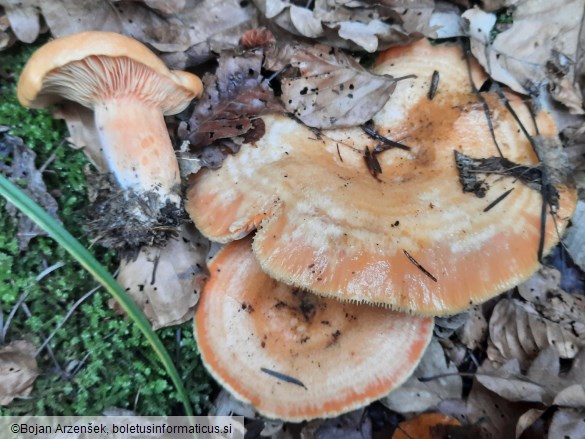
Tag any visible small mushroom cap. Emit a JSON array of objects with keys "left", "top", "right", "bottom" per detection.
[
  {"left": 17, "top": 31, "right": 202, "bottom": 114},
  {"left": 194, "top": 236, "right": 434, "bottom": 422},
  {"left": 187, "top": 40, "right": 576, "bottom": 315}
]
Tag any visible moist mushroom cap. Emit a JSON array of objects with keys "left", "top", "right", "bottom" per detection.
[
  {"left": 17, "top": 31, "right": 202, "bottom": 113},
  {"left": 186, "top": 40, "right": 576, "bottom": 315},
  {"left": 194, "top": 236, "right": 433, "bottom": 421}
]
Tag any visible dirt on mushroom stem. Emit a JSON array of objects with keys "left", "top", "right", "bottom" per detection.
[{"left": 84, "top": 172, "right": 185, "bottom": 254}]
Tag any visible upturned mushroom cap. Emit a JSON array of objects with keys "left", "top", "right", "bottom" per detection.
[
  {"left": 186, "top": 40, "right": 576, "bottom": 315},
  {"left": 194, "top": 236, "right": 433, "bottom": 421},
  {"left": 17, "top": 31, "right": 202, "bottom": 114}
]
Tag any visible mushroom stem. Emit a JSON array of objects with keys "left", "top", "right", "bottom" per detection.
[{"left": 94, "top": 98, "right": 181, "bottom": 206}]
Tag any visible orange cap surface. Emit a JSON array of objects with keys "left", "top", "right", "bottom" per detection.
[
  {"left": 187, "top": 40, "right": 576, "bottom": 315},
  {"left": 194, "top": 237, "right": 433, "bottom": 421},
  {"left": 17, "top": 31, "right": 202, "bottom": 114}
]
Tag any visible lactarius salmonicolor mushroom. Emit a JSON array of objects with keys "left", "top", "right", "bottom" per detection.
[
  {"left": 18, "top": 31, "right": 202, "bottom": 215},
  {"left": 195, "top": 236, "right": 433, "bottom": 421},
  {"left": 17, "top": 32, "right": 207, "bottom": 327},
  {"left": 187, "top": 40, "right": 577, "bottom": 315}
]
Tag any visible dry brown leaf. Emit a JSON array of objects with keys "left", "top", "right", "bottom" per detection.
[
  {"left": 464, "top": 0, "right": 585, "bottom": 113},
  {"left": 476, "top": 347, "right": 585, "bottom": 407},
  {"left": 439, "top": 379, "right": 534, "bottom": 439},
  {"left": 3, "top": 0, "right": 256, "bottom": 67},
  {"left": 0, "top": 132, "right": 61, "bottom": 250},
  {"left": 382, "top": 338, "right": 462, "bottom": 413},
  {"left": 434, "top": 311, "right": 469, "bottom": 339},
  {"left": 457, "top": 305, "right": 488, "bottom": 350},
  {"left": 549, "top": 408, "right": 585, "bottom": 438},
  {"left": 52, "top": 103, "right": 107, "bottom": 173},
  {"left": 0, "top": 340, "right": 39, "bottom": 406},
  {"left": 273, "top": 43, "right": 401, "bottom": 128},
  {"left": 565, "top": 200, "right": 585, "bottom": 271},
  {"left": 476, "top": 356, "right": 551, "bottom": 404},
  {"left": 186, "top": 49, "right": 281, "bottom": 149},
  {"left": 515, "top": 408, "right": 546, "bottom": 439},
  {"left": 254, "top": 0, "right": 437, "bottom": 52},
  {"left": 0, "top": 0, "right": 40, "bottom": 43},
  {"left": 300, "top": 409, "right": 371, "bottom": 439},
  {"left": 110, "top": 224, "right": 208, "bottom": 330},
  {"left": 487, "top": 268, "right": 585, "bottom": 369},
  {"left": 0, "top": 13, "right": 17, "bottom": 51}
]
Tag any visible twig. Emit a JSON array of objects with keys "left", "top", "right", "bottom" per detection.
[{"left": 462, "top": 38, "right": 503, "bottom": 158}]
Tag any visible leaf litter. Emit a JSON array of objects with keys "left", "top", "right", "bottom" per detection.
[
  {"left": 2, "top": 0, "right": 585, "bottom": 436},
  {"left": 0, "top": 340, "right": 39, "bottom": 406},
  {"left": 0, "top": 131, "right": 61, "bottom": 250}
]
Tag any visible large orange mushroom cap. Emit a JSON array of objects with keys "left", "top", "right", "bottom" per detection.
[
  {"left": 187, "top": 40, "right": 577, "bottom": 315},
  {"left": 195, "top": 237, "right": 434, "bottom": 421}
]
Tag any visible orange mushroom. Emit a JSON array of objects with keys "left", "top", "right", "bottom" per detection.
[
  {"left": 18, "top": 31, "right": 202, "bottom": 208},
  {"left": 392, "top": 413, "right": 461, "bottom": 439},
  {"left": 186, "top": 40, "right": 576, "bottom": 315},
  {"left": 195, "top": 236, "right": 433, "bottom": 421}
]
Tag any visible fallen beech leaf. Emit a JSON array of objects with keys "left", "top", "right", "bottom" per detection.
[
  {"left": 0, "top": 14, "right": 17, "bottom": 50},
  {"left": 0, "top": 0, "right": 40, "bottom": 43},
  {"left": 300, "top": 409, "right": 372, "bottom": 439},
  {"left": 6, "top": 0, "right": 256, "bottom": 67},
  {"left": 52, "top": 103, "right": 107, "bottom": 172},
  {"left": 565, "top": 200, "right": 585, "bottom": 271},
  {"left": 515, "top": 408, "right": 546, "bottom": 439},
  {"left": 0, "top": 340, "right": 39, "bottom": 406},
  {"left": 457, "top": 305, "right": 488, "bottom": 350},
  {"left": 382, "top": 338, "right": 462, "bottom": 413},
  {"left": 274, "top": 43, "right": 403, "bottom": 128},
  {"left": 487, "top": 268, "right": 585, "bottom": 369},
  {"left": 186, "top": 50, "right": 281, "bottom": 149},
  {"left": 439, "top": 379, "right": 533, "bottom": 439},
  {"left": 553, "top": 384, "right": 585, "bottom": 408},
  {"left": 0, "top": 132, "right": 61, "bottom": 250},
  {"left": 464, "top": 0, "right": 585, "bottom": 113},
  {"left": 434, "top": 311, "right": 469, "bottom": 339},
  {"left": 549, "top": 408, "right": 585, "bottom": 438},
  {"left": 254, "top": 0, "right": 436, "bottom": 52},
  {"left": 477, "top": 347, "right": 585, "bottom": 406},
  {"left": 110, "top": 225, "right": 208, "bottom": 330},
  {"left": 476, "top": 358, "right": 550, "bottom": 404},
  {"left": 210, "top": 389, "right": 256, "bottom": 418}
]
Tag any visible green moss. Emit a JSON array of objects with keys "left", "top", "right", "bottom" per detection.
[{"left": 0, "top": 42, "right": 213, "bottom": 415}]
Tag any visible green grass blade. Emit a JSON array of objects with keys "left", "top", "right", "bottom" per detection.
[{"left": 0, "top": 174, "right": 193, "bottom": 416}]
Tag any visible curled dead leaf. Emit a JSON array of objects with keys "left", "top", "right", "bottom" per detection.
[
  {"left": 464, "top": 0, "right": 585, "bottom": 113},
  {"left": 457, "top": 305, "right": 488, "bottom": 350},
  {"left": 0, "top": 340, "right": 39, "bottom": 406},
  {"left": 487, "top": 268, "right": 585, "bottom": 369},
  {"left": 565, "top": 200, "right": 585, "bottom": 271},
  {"left": 185, "top": 49, "right": 281, "bottom": 150},
  {"left": 0, "top": 132, "right": 61, "bottom": 250},
  {"left": 253, "top": 0, "right": 437, "bottom": 52},
  {"left": 549, "top": 408, "right": 585, "bottom": 439},
  {"left": 110, "top": 224, "right": 208, "bottom": 330},
  {"left": 382, "top": 338, "right": 462, "bottom": 414}
]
